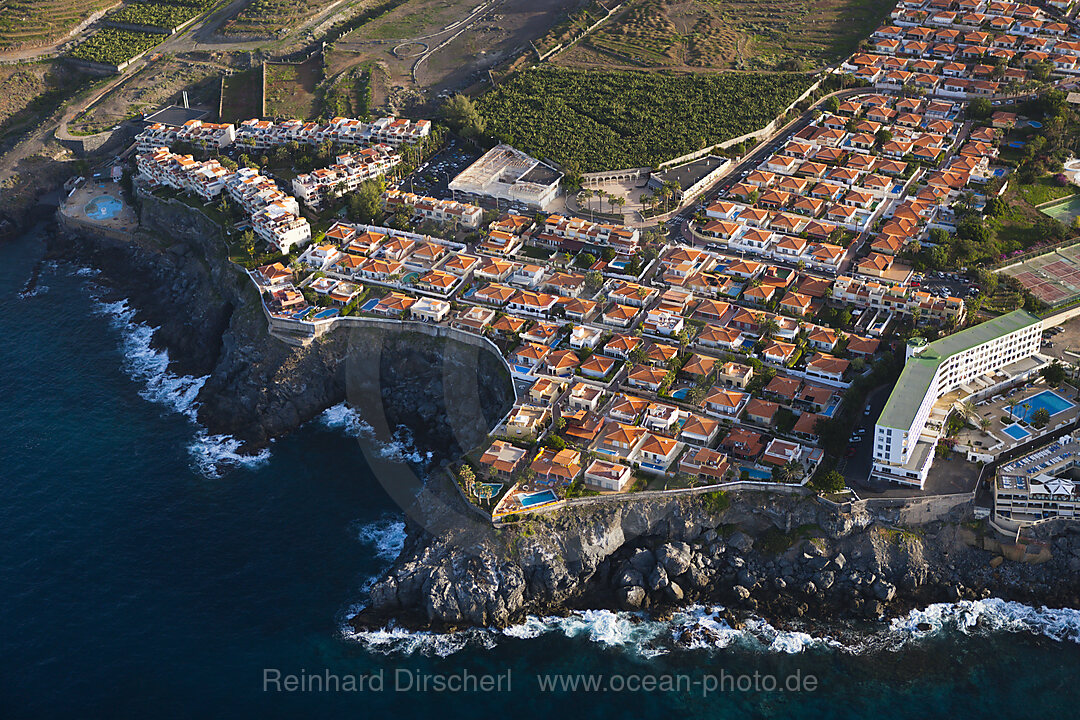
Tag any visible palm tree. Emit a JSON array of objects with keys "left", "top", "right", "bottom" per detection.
[
  {"left": 760, "top": 318, "right": 780, "bottom": 340},
  {"left": 961, "top": 400, "right": 977, "bottom": 421},
  {"left": 640, "top": 192, "right": 653, "bottom": 213},
  {"left": 664, "top": 181, "right": 680, "bottom": 210}
]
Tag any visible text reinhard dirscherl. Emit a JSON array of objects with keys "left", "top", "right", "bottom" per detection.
[{"left": 262, "top": 669, "right": 818, "bottom": 696}]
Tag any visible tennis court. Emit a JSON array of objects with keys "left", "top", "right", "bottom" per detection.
[{"left": 1000, "top": 243, "right": 1080, "bottom": 305}]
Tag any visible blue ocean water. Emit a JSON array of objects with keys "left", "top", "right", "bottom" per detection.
[{"left": 3, "top": 227, "right": 1080, "bottom": 718}]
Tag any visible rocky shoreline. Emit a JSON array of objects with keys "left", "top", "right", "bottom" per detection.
[
  {"left": 41, "top": 197, "right": 1080, "bottom": 635},
  {"left": 352, "top": 488, "right": 1080, "bottom": 633}
]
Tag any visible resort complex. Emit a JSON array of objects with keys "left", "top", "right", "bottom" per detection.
[{"left": 61, "top": 0, "right": 1080, "bottom": 531}]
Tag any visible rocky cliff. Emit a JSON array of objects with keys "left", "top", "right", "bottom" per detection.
[
  {"left": 355, "top": 488, "right": 1080, "bottom": 632},
  {"left": 49, "top": 194, "right": 514, "bottom": 457},
  {"left": 51, "top": 195, "right": 1080, "bottom": 635}
]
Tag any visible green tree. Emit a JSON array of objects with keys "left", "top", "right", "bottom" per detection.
[
  {"left": 811, "top": 469, "right": 846, "bottom": 494},
  {"left": 347, "top": 178, "right": 384, "bottom": 223},
  {"left": 584, "top": 270, "right": 604, "bottom": 293},
  {"left": 1041, "top": 360, "right": 1067, "bottom": 387},
  {"left": 967, "top": 97, "right": 992, "bottom": 120},
  {"left": 240, "top": 229, "right": 256, "bottom": 258},
  {"left": 544, "top": 434, "right": 566, "bottom": 450},
  {"left": 442, "top": 94, "right": 487, "bottom": 139},
  {"left": 1032, "top": 407, "right": 1051, "bottom": 428}
]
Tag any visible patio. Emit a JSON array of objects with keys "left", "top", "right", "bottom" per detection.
[{"left": 954, "top": 380, "right": 1080, "bottom": 458}]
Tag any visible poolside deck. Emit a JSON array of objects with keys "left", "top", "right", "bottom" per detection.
[
  {"left": 59, "top": 181, "right": 138, "bottom": 234},
  {"left": 955, "top": 380, "right": 1080, "bottom": 459}
]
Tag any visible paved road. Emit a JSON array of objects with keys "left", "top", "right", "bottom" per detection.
[{"left": 841, "top": 384, "right": 891, "bottom": 492}]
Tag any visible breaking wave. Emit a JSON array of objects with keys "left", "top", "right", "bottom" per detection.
[
  {"left": 354, "top": 516, "right": 408, "bottom": 563},
  {"left": 89, "top": 290, "right": 265, "bottom": 478},
  {"left": 341, "top": 600, "right": 1080, "bottom": 658},
  {"left": 319, "top": 403, "right": 433, "bottom": 465}
]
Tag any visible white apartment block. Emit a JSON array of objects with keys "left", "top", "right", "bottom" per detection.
[
  {"left": 136, "top": 120, "right": 235, "bottom": 153},
  {"left": 135, "top": 148, "right": 231, "bottom": 200},
  {"left": 235, "top": 116, "right": 430, "bottom": 151},
  {"left": 292, "top": 146, "right": 400, "bottom": 209},
  {"left": 381, "top": 189, "right": 483, "bottom": 229},
  {"left": 534, "top": 215, "right": 640, "bottom": 256},
  {"left": 138, "top": 150, "right": 309, "bottom": 252},
  {"left": 253, "top": 201, "right": 311, "bottom": 253},
  {"left": 872, "top": 311, "right": 1042, "bottom": 488},
  {"left": 227, "top": 167, "right": 298, "bottom": 215}
]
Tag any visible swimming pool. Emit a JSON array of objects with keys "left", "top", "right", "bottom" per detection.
[
  {"left": 312, "top": 308, "right": 340, "bottom": 320},
  {"left": 740, "top": 466, "right": 772, "bottom": 481},
  {"left": 671, "top": 388, "right": 690, "bottom": 399},
  {"left": 518, "top": 489, "right": 559, "bottom": 508},
  {"left": 360, "top": 298, "right": 380, "bottom": 312},
  {"left": 84, "top": 195, "right": 123, "bottom": 221},
  {"left": 1002, "top": 423, "right": 1030, "bottom": 441},
  {"left": 1007, "top": 390, "right": 1074, "bottom": 423}
]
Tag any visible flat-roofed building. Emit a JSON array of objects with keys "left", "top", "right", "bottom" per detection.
[
  {"left": 449, "top": 144, "right": 562, "bottom": 210},
  {"left": 873, "top": 310, "right": 1043, "bottom": 488}
]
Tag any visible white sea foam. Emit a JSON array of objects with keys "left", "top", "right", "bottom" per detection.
[
  {"left": 188, "top": 431, "right": 272, "bottom": 479},
  {"left": 18, "top": 283, "right": 48, "bottom": 299},
  {"left": 344, "top": 598, "right": 1080, "bottom": 657},
  {"left": 888, "top": 598, "right": 1080, "bottom": 646},
  {"left": 320, "top": 402, "right": 375, "bottom": 438},
  {"left": 355, "top": 517, "right": 407, "bottom": 563},
  {"left": 319, "top": 403, "right": 433, "bottom": 465},
  {"left": 93, "top": 297, "right": 206, "bottom": 420},
  {"left": 89, "top": 291, "right": 266, "bottom": 478},
  {"left": 346, "top": 625, "right": 493, "bottom": 657}
]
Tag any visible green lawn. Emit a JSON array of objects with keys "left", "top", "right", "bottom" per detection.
[{"left": 1017, "top": 175, "right": 1076, "bottom": 207}]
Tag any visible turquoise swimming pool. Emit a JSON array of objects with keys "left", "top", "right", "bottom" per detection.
[
  {"left": 1008, "top": 390, "right": 1074, "bottom": 423},
  {"left": 740, "top": 466, "right": 771, "bottom": 481},
  {"left": 84, "top": 195, "right": 123, "bottom": 221},
  {"left": 1002, "top": 423, "right": 1030, "bottom": 441},
  {"left": 519, "top": 489, "right": 558, "bottom": 508}
]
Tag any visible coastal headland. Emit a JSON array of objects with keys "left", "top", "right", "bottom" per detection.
[{"left": 42, "top": 196, "right": 1080, "bottom": 635}]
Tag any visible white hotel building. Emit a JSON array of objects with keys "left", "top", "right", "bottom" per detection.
[{"left": 872, "top": 310, "right": 1043, "bottom": 488}]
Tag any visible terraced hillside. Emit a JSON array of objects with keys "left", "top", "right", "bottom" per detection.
[
  {"left": 221, "top": 0, "right": 349, "bottom": 38},
  {"left": 0, "top": 0, "right": 117, "bottom": 51},
  {"left": 559, "top": 0, "right": 892, "bottom": 71}
]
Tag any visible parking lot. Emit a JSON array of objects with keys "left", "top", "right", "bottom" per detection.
[
  {"left": 397, "top": 139, "right": 481, "bottom": 199},
  {"left": 840, "top": 384, "right": 891, "bottom": 489},
  {"left": 1039, "top": 316, "right": 1080, "bottom": 362},
  {"left": 912, "top": 269, "right": 981, "bottom": 301}
]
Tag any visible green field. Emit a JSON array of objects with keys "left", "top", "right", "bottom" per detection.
[
  {"left": 220, "top": 68, "right": 263, "bottom": 122},
  {"left": 106, "top": 2, "right": 203, "bottom": 32},
  {"left": 222, "top": 0, "right": 344, "bottom": 37},
  {"left": 477, "top": 67, "right": 813, "bottom": 171},
  {"left": 69, "top": 27, "right": 165, "bottom": 67},
  {"left": 263, "top": 58, "right": 322, "bottom": 119}
]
